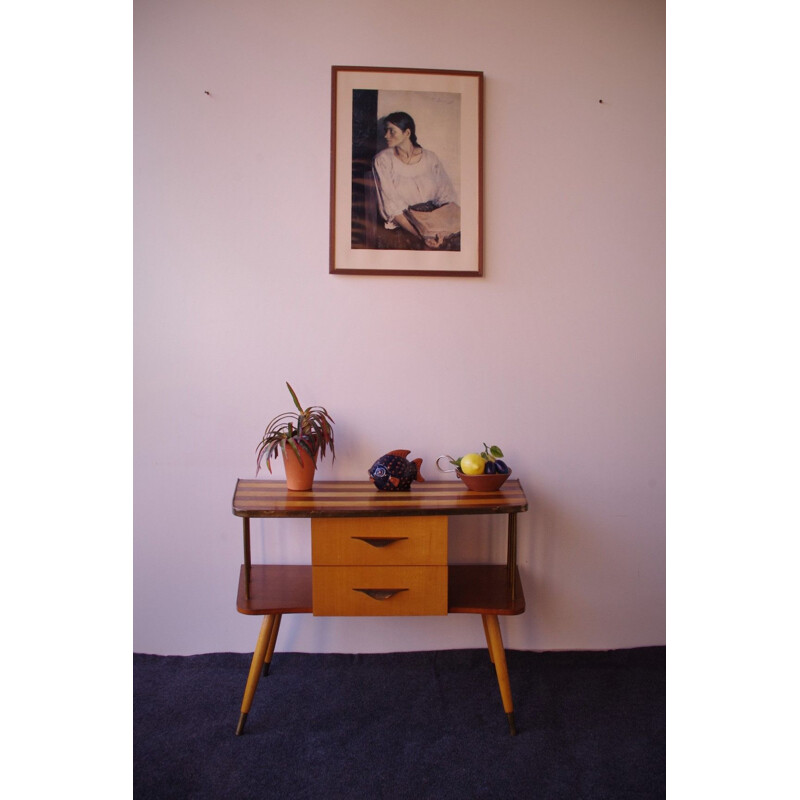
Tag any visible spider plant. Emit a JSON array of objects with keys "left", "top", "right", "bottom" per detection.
[{"left": 256, "top": 383, "right": 335, "bottom": 475}]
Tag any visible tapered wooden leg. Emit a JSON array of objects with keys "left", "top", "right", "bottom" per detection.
[
  {"left": 481, "top": 615, "right": 495, "bottom": 663},
  {"left": 263, "top": 613, "right": 282, "bottom": 676},
  {"left": 482, "top": 614, "right": 517, "bottom": 735},
  {"left": 236, "top": 614, "right": 276, "bottom": 735}
]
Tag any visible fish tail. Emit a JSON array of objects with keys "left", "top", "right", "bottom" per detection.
[{"left": 413, "top": 458, "right": 425, "bottom": 482}]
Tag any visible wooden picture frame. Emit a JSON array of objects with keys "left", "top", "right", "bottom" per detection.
[{"left": 330, "top": 66, "right": 484, "bottom": 277}]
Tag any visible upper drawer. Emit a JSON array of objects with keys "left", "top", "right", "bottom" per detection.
[{"left": 311, "top": 516, "right": 447, "bottom": 566}]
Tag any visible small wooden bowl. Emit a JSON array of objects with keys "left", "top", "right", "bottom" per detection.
[{"left": 456, "top": 469, "right": 511, "bottom": 491}]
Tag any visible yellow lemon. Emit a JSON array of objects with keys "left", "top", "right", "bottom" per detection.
[{"left": 460, "top": 453, "right": 485, "bottom": 475}]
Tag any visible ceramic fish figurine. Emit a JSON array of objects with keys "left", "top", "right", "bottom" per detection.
[{"left": 368, "top": 450, "right": 425, "bottom": 491}]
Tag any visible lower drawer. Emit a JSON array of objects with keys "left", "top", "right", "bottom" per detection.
[{"left": 312, "top": 565, "right": 447, "bottom": 616}]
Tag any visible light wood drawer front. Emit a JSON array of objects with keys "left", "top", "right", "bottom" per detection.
[
  {"left": 311, "top": 517, "right": 447, "bottom": 566},
  {"left": 312, "top": 566, "right": 447, "bottom": 616}
]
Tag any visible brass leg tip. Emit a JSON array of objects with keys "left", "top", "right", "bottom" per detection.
[
  {"left": 262, "top": 663, "right": 270, "bottom": 677},
  {"left": 507, "top": 712, "right": 517, "bottom": 736},
  {"left": 235, "top": 713, "right": 248, "bottom": 736}
]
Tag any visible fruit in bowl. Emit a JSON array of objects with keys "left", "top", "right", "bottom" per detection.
[
  {"left": 455, "top": 468, "right": 512, "bottom": 491},
  {"left": 443, "top": 444, "right": 512, "bottom": 491},
  {"left": 459, "top": 453, "right": 485, "bottom": 475}
]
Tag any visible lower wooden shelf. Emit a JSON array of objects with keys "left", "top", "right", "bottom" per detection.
[
  {"left": 236, "top": 565, "right": 312, "bottom": 615},
  {"left": 448, "top": 564, "right": 525, "bottom": 615},
  {"left": 236, "top": 564, "right": 525, "bottom": 617}
]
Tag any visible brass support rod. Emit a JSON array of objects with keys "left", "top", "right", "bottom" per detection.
[
  {"left": 507, "top": 513, "right": 517, "bottom": 606},
  {"left": 243, "top": 517, "right": 251, "bottom": 599}
]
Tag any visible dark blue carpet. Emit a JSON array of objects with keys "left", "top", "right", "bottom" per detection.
[{"left": 134, "top": 647, "right": 664, "bottom": 799}]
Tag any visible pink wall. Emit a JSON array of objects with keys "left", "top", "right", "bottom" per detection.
[{"left": 134, "top": 0, "right": 665, "bottom": 654}]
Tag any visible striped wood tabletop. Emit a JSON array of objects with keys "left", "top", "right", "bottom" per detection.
[{"left": 232, "top": 479, "right": 528, "bottom": 518}]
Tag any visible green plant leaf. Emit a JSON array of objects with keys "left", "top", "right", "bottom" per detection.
[
  {"left": 285, "top": 437, "right": 306, "bottom": 464},
  {"left": 286, "top": 382, "right": 304, "bottom": 414}
]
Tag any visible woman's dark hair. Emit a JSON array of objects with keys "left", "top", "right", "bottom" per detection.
[{"left": 384, "top": 112, "right": 419, "bottom": 147}]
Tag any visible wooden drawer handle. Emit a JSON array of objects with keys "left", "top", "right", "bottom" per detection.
[
  {"left": 351, "top": 536, "right": 408, "bottom": 548},
  {"left": 353, "top": 588, "right": 408, "bottom": 601}
]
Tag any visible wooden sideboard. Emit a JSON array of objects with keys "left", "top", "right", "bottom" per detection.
[{"left": 232, "top": 479, "right": 528, "bottom": 735}]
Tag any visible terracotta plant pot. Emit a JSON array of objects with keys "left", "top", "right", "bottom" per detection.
[
  {"left": 456, "top": 468, "right": 511, "bottom": 492},
  {"left": 283, "top": 446, "right": 317, "bottom": 491}
]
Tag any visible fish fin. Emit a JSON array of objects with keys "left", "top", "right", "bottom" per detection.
[
  {"left": 387, "top": 449, "right": 410, "bottom": 458},
  {"left": 413, "top": 458, "right": 425, "bottom": 482},
  {"left": 390, "top": 476, "right": 400, "bottom": 487}
]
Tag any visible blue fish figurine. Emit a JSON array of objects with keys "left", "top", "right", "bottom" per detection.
[{"left": 368, "top": 450, "right": 425, "bottom": 492}]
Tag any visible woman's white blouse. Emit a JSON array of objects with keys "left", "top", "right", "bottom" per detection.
[{"left": 372, "top": 148, "right": 458, "bottom": 228}]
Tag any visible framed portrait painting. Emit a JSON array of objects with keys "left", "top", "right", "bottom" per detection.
[{"left": 330, "top": 66, "right": 484, "bottom": 276}]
